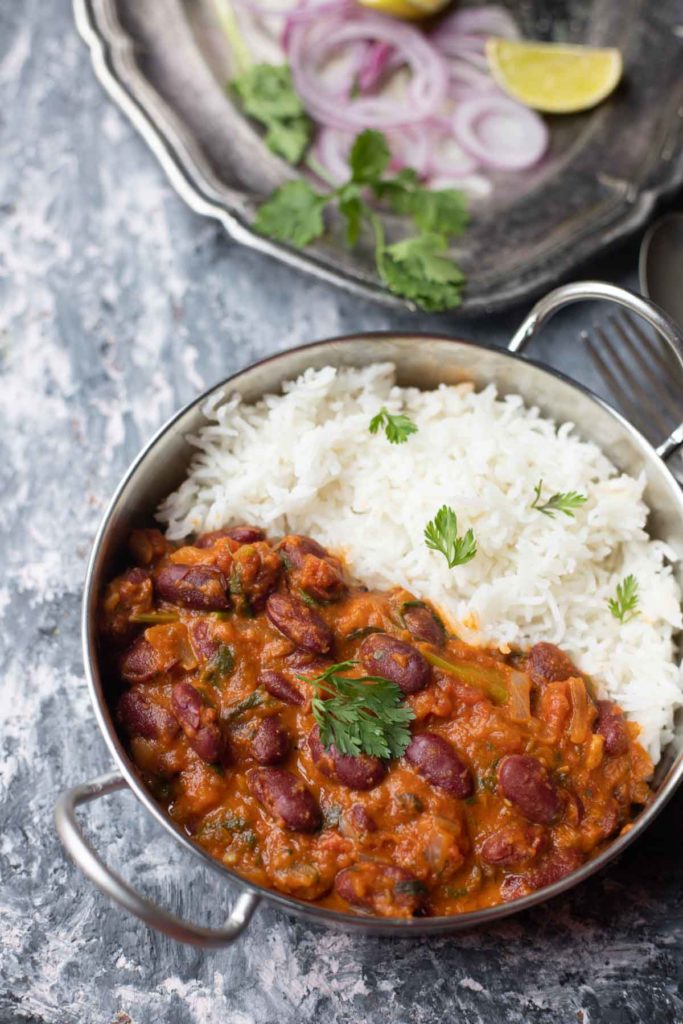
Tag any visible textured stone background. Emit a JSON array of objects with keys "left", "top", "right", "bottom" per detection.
[{"left": 1, "top": 3, "right": 681, "bottom": 1023}]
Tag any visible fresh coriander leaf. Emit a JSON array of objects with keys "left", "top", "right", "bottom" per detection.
[
  {"left": 254, "top": 129, "right": 469, "bottom": 312},
  {"left": 349, "top": 129, "right": 391, "bottom": 184},
  {"left": 338, "top": 193, "right": 365, "bottom": 247},
  {"left": 368, "top": 406, "right": 418, "bottom": 444},
  {"left": 130, "top": 611, "right": 179, "bottom": 624},
  {"left": 231, "top": 64, "right": 312, "bottom": 165},
  {"left": 607, "top": 574, "right": 640, "bottom": 624},
  {"left": 232, "top": 64, "right": 304, "bottom": 120},
  {"left": 424, "top": 504, "right": 477, "bottom": 569},
  {"left": 254, "top": 180, "right": 326, "bottom": 247},
  {"left": 199, "top": 813, "right": 249, "bottom": 837},
  {"left": 530, "top": 479, "right": 588, "bottom": 518},
  {"left": 378, "top": 233, "right": 465, "bottom": 312},
  {"left": 394, "top": 879, "right": 428, "bottom": 897},
  {"left": 264, "top": 117, "right": 311, "bottom": 165},
  {"left": 445, "top": 886, "right": 469, "bottom": 899},
  {"left": 203, "top": 643, "right": 235, "bottom": 687},
  {"left": 301, "top": 660, "right": 415, "bottom": 760},
  {"left": 224, "top": 689, "right": 263, "bottom": 720},
  {"left": 376, "top": 172, "right": 468, "bottom": 236}
]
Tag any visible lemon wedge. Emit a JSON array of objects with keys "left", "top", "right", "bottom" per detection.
[
  {"left": 485, "top": 38, "right": 623, "bottom": 113},
  {"left": 358, "top": 0, "right": 451, "bottom": 21}
]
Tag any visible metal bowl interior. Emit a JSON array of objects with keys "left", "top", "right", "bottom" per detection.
[{"left": 83, "top": 332, "right": 683, "bottom": 935}]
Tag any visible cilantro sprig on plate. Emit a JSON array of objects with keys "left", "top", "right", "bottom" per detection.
[
  {"left": 232, "top": 64, "right": 312, "bottom": 165},
  {"left": 254, "top": 129, "right": 468, "bottom": 311}
]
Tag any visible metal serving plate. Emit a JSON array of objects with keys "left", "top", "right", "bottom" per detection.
[{"left": 73, "top": 0, "right": 683, "bottom": 315}]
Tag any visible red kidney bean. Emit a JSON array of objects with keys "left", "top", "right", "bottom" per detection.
[
  {"left": 259, "top": 670, "right": 306, "bottom": 706},
  {"left": 405, "top": 732, "right": 473, "bottom": 798},
  {"left": 278, "top": 535, "right": 330, "bottom": 568},
  {"left": 502, "top": 848, "right": 584, "bottom": 902},
  {"left": 155, "top": 564, "right": 229, "bottom": 611},
  {"left": 334, "top": 863, "right": 425, "bottom": 915},
  {"left": 526, "top": 642, "right": 576, "bottom": 686},
  {"left": 309, "top": 726, "right": 386, "bottom": 790},
  {"left": 265, "top": 593, "right": 333, "bottom": 653},
  {"left": 228, "top": 525, "right": 266, "bottom": 544},
  {"left": 498, "top": 755, "right": 561, "bottom": 824},
  {"left": 120, "top": 637, "right": 163, "bottom": 684},
  {"left": 595, "top": 700, "right": 630, "bottom": 756},
  {"left": 402, "top": 604, "right": 445, "bottom": 647},
  {"left": 359, "top": 633, "right": 430, "bottom": 694},
  {"left": 196, "top": 525, "right": 265, "bottom": 548},
  {"left": 480, "top": 825, "right": 547, "bottom": 868},
  {"left": 283, "top": 650, "right": 333, "bottom": 676},
  {"left": 189, "top": 619, "right": 220, "bottom": 662},
  {"left": 125, "top": 566, "right": 150, "bottom": 586},
  {"left": 247, "top": 767, "right": 322, "bottom": 832},
  {"left": 251, "top": 715, "right": 290, "bottom": 765},
  {"left": 529, "top": 848, "right": 583, "bottom": 889},
  {"left": 347, "top": 804, "right": 377, "bottom": 834},
  {"left": 172, "top": 681, "right": 225, "bottom": 763},
  {"left": 501, "top": 843, "right": 589, "bottom": 901},
  {"left": 118, "top": 687, "right": 179, "bottom": 741}
]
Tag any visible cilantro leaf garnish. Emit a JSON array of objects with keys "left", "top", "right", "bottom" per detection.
[
  {"left": 375, "top": 168, "right": 469, "bottom": 235},
  {"left": 254, "top": 180, "right": 325, "bottom": 247},
  {"left": 530, "top": 480, "right": 588, "bottom": 518},
  {"left": 349, "top": 128, "right": 391, "bottom": 183},
  {"left": 254, "top": 127, "right": 468, "bottom": 311},
  {"left": 301, "top": 660, "right": 414, "bottom": 760},
  {"left": 231, "top": 64, "right": 312, "bottom": 165},
  {"left": 378, "top": 233, "right": 465, "bottom": 312},
  {"left": 424, "top": 505, "right": 477, "bottom": 569},
  {"left": 203, "top": 644, "right": 235, "bottom": 688},
  {"left": 369, "top": 406, "right": 418, "bottom": 444},
  {"left": 607, "top": 574, "right": 640, "bottom": 624}
]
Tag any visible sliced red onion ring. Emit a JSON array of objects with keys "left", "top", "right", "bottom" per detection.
[
  {"left": 429, "top": 173, "right": 492, "bottom": 196},
  {"left": 289, "top": 10, "right": 449, "bottom": 130},
  {"left": 314, "top": 127, "right": 355, "bottom": 183},
  {"left": 229, "top": 0, "right": 350, "bottom": 19},
  {"left": 314, "top": 123, "right": 431, "bottom": 183},
  {"left": 447, "top": 60, "right": 497, "bottom": 98},
  {"left": 423, "top": 124, "right": 478, "bottom": 178},
  {"left": 452, "top": 95, "right": 548, "bottom": 171},
  {"left": 356, "top": 41, "right": 394, "bottom": 93},
  {"left": 432, "top": 5, "right": 520, "bottom": 44}
]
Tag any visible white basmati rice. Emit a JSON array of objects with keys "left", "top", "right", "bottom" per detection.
[{"left": 158, "top": 363, "right": 683, "bottom": 763}]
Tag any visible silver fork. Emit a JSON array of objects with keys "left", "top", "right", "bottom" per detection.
[{"left": 582, "top": 310, "right": 683, "bottom": 444}]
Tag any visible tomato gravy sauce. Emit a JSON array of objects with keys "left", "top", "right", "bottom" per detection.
[{"left": 100, "top": 526, "right": 652, "bottom": 918}]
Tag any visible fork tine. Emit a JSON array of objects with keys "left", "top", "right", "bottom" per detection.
[
  {"left": 583, "top": 328, "right": 646, "bottom": 427},
  {"left": 610, "top": 312, "right": 683, "bottom": 421},
  {"left": 614, "top": 311, "right": 677, "bottom": 377},
  {"left": 598, "top": 324, "right": 675, "bottom": 437},
  {"left": 584, "top": 324, "right": 674, "bottom": 439}
]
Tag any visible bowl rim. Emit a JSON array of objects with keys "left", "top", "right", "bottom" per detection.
[{"left": 81, "top": 328, "right": 683, "bottom": 934}]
